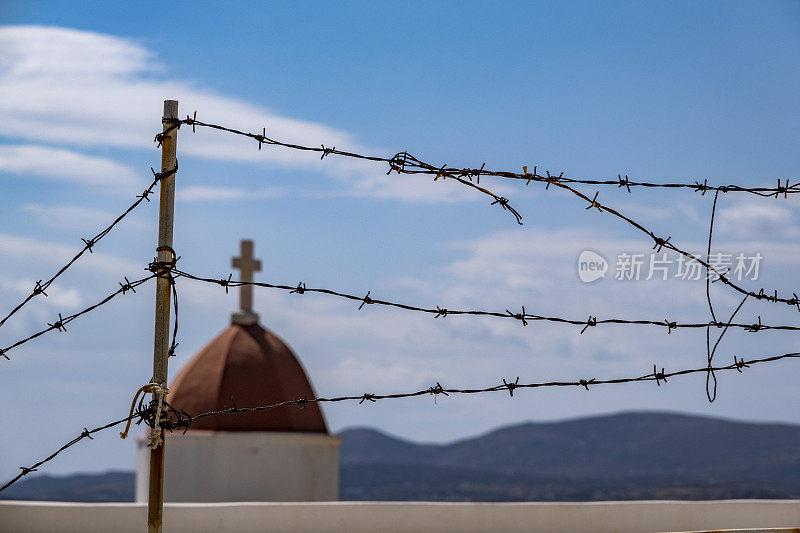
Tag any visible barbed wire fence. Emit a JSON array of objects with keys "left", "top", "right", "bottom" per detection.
[
  {"left": 0, "top": 108, "right": 798, "bottom": 508},
  {"left": 5, "top": 346, "right": 798, "bottom": 495}
]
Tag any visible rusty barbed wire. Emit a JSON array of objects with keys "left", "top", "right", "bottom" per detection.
[
  {"left": 169, "top": 267, "right": 799, "bottom": 335},
  {"left": 0, "top": 274, "right": 155, "bottom": 360},
  {"left": 178, "top": 350, "right": 799, "bottom": 425},
  {"left": 0, "top": 413, "right": 137, "bottom": 493},
  {"left": 163, "top": 115, "right": 800, "bottom": 309},
  {"left": 0, "top": 165, "right": 178, "bottom": 333},
  {"left": 162, "top": 115, "right": 523, "bottom": 222},
  {"left": 2, "top": 347, "right": 797, "bottom": 494},
  {"left": 166, "top": 115, "right": 799, "bottom": 198}
]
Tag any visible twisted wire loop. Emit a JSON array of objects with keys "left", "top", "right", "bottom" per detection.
[
  {"left": 170, "top": 268, "right": 800, "bottom": 335},
  {"left": 147, "top": 246, "right": 181, "bottom": 358},
  {"left": 0, "top": 164, "right": 179, "bottom": 333},
  {"left": 3, "top": 347, "right": 797, "bottom": 494},
  {"left": 0, "top": 274, "right": 155, "bottom": 360},
  {"left": 169, "top": 115, "right": 798, "bottom": 308}
]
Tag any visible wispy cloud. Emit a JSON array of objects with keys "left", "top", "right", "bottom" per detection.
[
  {"left": 178, "top": 186, "right": 286, "bottom": 203},
  {"left": 0, "top": 233, "right": 141, "bottom": 275},
  {"left": 0, "top": 279, "right": 82, "bottom": 309},
  {"left": 0, "top": 145, "right": 140, "bottom": 188},
  {"left": 21, "top": 203, "right": 149, "bottom": 232},
  {"left": 717, "top": 200, "right": 800, "bottom": 239},
  {"left": 0, "top": 25, "right": 490, "bottom": 204}
]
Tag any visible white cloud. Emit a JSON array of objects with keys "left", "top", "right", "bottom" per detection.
[
  {"left": 0, "top": 25, "right": 492, "bottom": 204},
  {"left": 21, "top": 203, "right": 148, "bottom": 232},
  {"left": 178, "top": 186, "right": 285, "bottom": 203},
  {"left": 0, "top": 279, "right": 82, "bottom": 309},
  {"left": 0, "top": 233, "right": 141, "bottom": 275},
  {"left": 717, "top": 201, "right": 800, "bottom": 238},
  {"left": 0, "top": 145, "right": 140, "bottom": 188}
]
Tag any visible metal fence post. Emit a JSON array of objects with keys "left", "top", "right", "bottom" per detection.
[{"left": 148, "top": 99, "right": 179, "bottom": 533}]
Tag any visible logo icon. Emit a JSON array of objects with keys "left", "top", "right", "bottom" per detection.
[{"left": 578, "top": 250, "right": 608, "bottom": 283}]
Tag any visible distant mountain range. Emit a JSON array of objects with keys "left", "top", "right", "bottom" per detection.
[
  {"left": 3, "top": 412, "right": 800, "bottom": 502},
  {"left": 339, "top": 411, "right": 800, "bottom": 501}
]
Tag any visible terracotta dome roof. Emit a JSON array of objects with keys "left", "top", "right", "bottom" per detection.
[{"left": 169, "top": 323, "right": 328, "bottom": 433}]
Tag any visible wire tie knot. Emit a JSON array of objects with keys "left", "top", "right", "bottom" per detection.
[
  {"left": 291, "top": 282, "right": 307, "bottom": 294},
  {"left": 434, "top": 306, "right": 448, "bottom": 318},
  {"left": 81, "top": 428, "right": 93, "bottom": 440},
  {"left": 320, "top": 145, "right": 335, "bottom": 159},
  {"left": 186, "top": 111, "right": 197, "bottom": 132},
  {"left": 579, "top": 379, "right": 593, "bottom": 390},
  {"left": 359, "top": 393, "right": 376, "bottom": 404},
  {"left": 491, "top": 196, "right": 510, "bottom": 209},
  {"left": 358, "top": 291, "right": 373, "bottom": 310},
  {"left": 585, "top": 191, "right": 602, "bottom": 212},
  {"left": 618, "top": 174, "right": 632, "bottom": 193},
  {"left": 651, "top": 234, "right": 671, "bottom": 252},
  {"left": 653, "top": 365, "right": 667, "bottom": 386},
  {"left": 580, "top": 316, "right": 597, "bottom": 334},
  {"left": 218, "top": 273, "right": 233, "bottom": 293},
  {"left": 297, "top": 392, "right": 310, "bottom": 412},
  {"left": 664, "top": 319, "right": 677, "bottom": 334},
  {"left": 734, "top": 356, "right": 749, "bottom": 372},
  {"left": 522, "top": 165, "right": 537, "bottom": 185},
  {"left": 694, "top": 179, "right": 709, "bottom": 195},
  {"left": 81, "top": 237, "right": 96, "bottom": 253},
  {"left": 461, "top": 163, "right": 485, "bottom": 183},
  {"left": 429, "top": 382, "right": 448, "bottom": 397},
  {"left": 506, "top": 307, "right": 528, "bottom": 326},
  {"left": 32, "top": 280, "right": 47, "bottom": 297},
  {"left": 774, "top": 178, "right": 789, "bottom": 199},
  {"left": 503, "top": 377, "right": 520, "bottom": 397},
  {"left": 49, "top": 313, "right": 66, "bottom": 332},
  {"left": 119, "top": 277, "right": 136, "bottom": 294},
  {"left": 745, "top": 316, "right": 763, "bottom": 333},
  {"left": 387, "top": 152, "right": 408, "bottom": 175}
]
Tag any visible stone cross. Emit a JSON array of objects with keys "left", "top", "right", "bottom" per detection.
[{"left": 231, "top": 239, "right": 262, "bottom": 325}]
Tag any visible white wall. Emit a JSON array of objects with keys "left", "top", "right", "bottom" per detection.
[
  {"left": 1, "top": 500, "right": 799, "bottom": 533},
  {"left": 135, "top": 431, "right": 341, "bottom": 502}
]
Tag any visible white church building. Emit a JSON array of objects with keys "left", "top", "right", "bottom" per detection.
[{"left": 135, "top": 239, "right": 341, "bottom": 503}]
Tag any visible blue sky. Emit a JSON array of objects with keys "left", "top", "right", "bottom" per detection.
[{"left": 0, "top": 1, "right": 799, "bottom": 478}]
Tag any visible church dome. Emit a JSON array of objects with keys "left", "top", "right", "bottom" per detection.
[{"left": 169, "top": 323, "right": 328, "bottom": 433}]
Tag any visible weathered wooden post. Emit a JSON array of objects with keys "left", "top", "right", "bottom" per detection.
[{"left": 148, "top": 99, "right": 179, "bottom": 533}]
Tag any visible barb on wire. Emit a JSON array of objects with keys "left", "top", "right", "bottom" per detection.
[
  {"left": 0, "top": 275, "right": 155, "bottom": 360},
  {"left": 171, "top": 268, "right": 800, "bottom": 335},
  {"left": 0, "top": 164, "right": 178, "bottom": 333}
]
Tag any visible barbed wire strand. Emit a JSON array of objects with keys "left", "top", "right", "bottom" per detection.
[
  {"left": 0, "top": 414, "right": 135, "bottom": 493},
  {"left": 2, "top": 348, "right": 797, "bottom": 494},
  {"left": 171, "top": 267, "right": 800, "bottom": 335},
  {"left": 0, "top": 165, "right": 178, "bottom": 332},
  {"left": 0, "top": 274, "right": 155, "bottom": 360},
  {"left": 167, "top": 116, "right": 799, "bottom": 198},
  {"left": 167, "top": 116, "right": 800, "bottom": 309}
]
